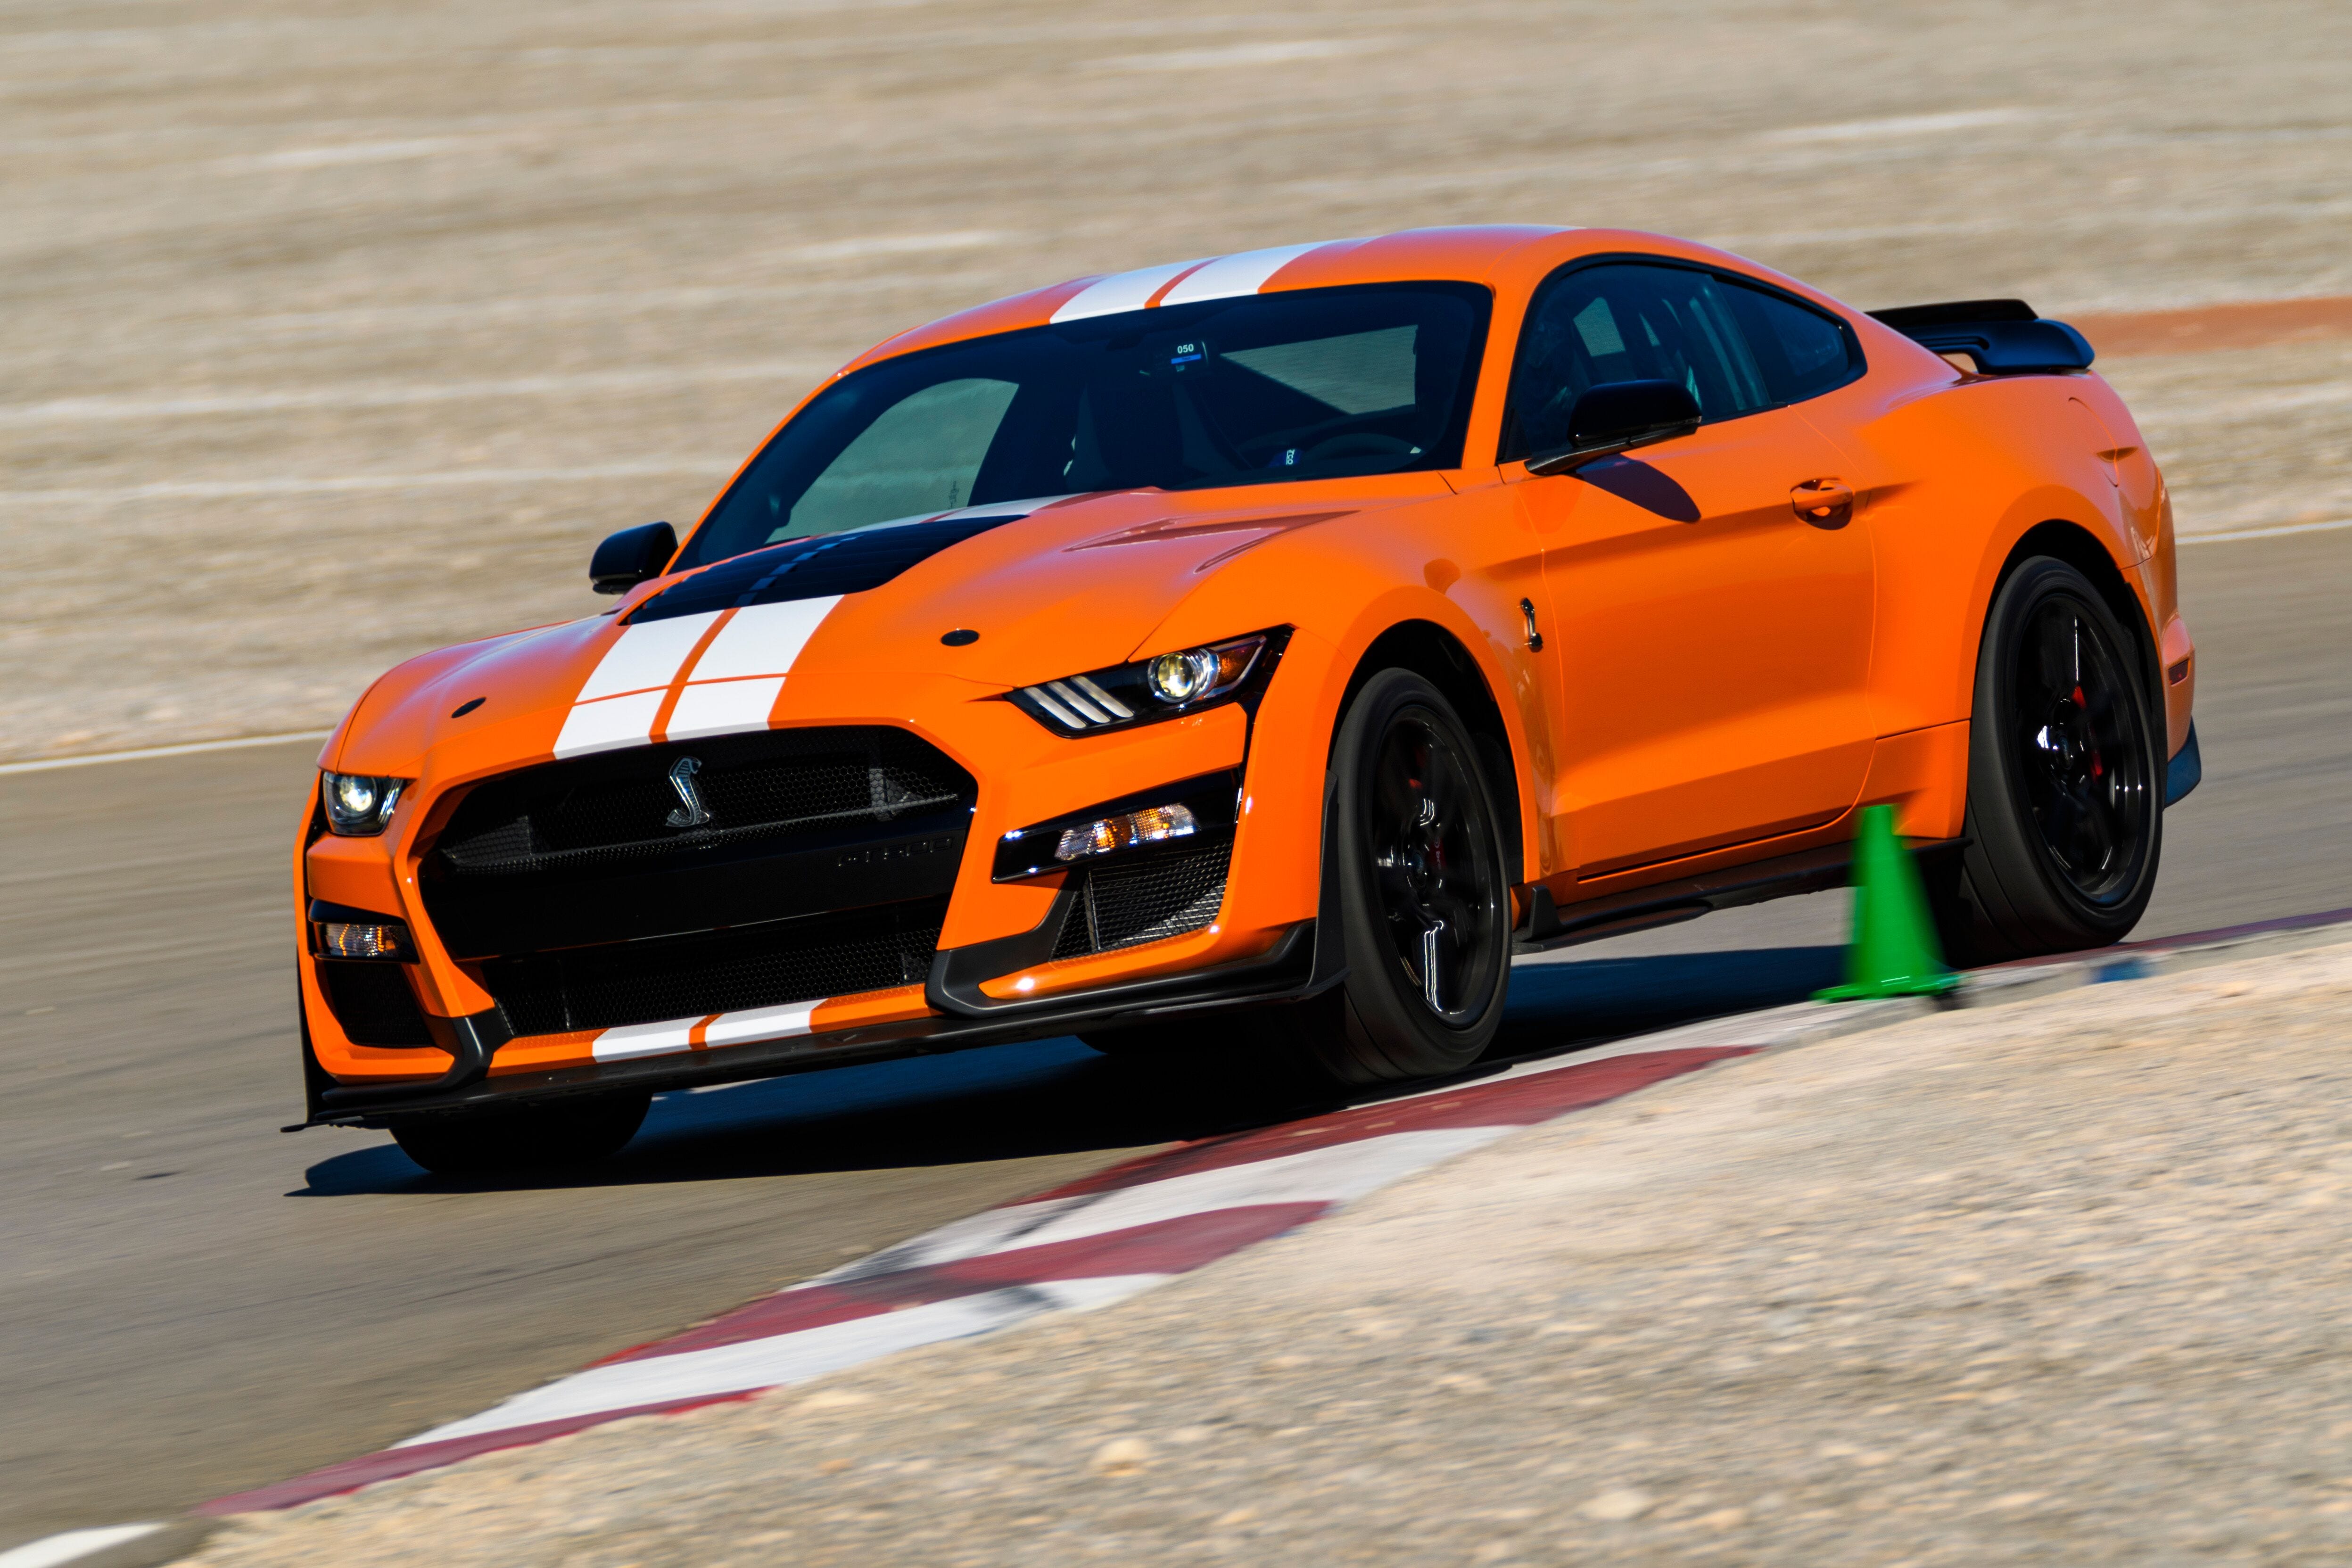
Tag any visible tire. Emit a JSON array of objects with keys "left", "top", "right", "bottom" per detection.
[
  {"left": 1281, "top": 668, "right": 1515, "bottom": 1084},
  {"left": 389, "top": 1092, "right": 651, "bottom": 1177},
  {"left": 1931, "top": 556, "right": 2165, "bottom": 964}
]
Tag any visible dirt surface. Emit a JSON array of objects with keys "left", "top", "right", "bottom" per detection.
[
  {"left": 5, "top": 0, "right": 2350, "bottom": 760},
  {"left": 173, "top": 941, "right": 2352, "bottom": 1565}
]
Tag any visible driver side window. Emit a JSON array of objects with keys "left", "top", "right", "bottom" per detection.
[{"left": 1500, "top": 262, "right": 1774, "bottom": 461}]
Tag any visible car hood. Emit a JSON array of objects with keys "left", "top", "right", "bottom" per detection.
[{"left": 332, "top": 483, "right": 1436, "bottom": 778}]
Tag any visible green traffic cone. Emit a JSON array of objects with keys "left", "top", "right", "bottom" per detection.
[{"left": 1814, "top": 804, "right": 1961, "bottom": 1001}]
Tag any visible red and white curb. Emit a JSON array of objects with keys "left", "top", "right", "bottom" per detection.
[
  {"left": 181, "top": 905, "right": 2352, "bottom": 1519},
  {"left": 200, "top": 1035, "right": 1760, "bottom": 1515}
]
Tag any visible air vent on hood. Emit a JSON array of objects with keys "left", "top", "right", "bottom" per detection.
[{"left": 629, "top": 514, "right": 1027, "bottom": 624}]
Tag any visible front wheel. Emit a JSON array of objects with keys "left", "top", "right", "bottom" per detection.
[
  {"left": 389, "top": 1092, "right": 651, "bottom": 1177},
  {"left": 1284, "top": 669, "right": 1514, "bottom": 1084},
  {"left": 1931, "top": 556, "right": 2165, "bottom": 964}
]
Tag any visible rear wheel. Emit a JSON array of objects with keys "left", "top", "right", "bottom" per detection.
[
  {"left": 389, "top": 1092, "right": 650, "bottom": 1177},
  {"left": 1931, "top": 557, "right": 2164, "bottom": 963}
]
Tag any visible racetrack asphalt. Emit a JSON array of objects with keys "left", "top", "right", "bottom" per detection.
[{"left": 1, "top": 524, "right": 2346, "bottom": 1551}]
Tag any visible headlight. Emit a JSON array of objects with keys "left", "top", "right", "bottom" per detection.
[
  {"left": 1008, "top": 629, "right": 1285, "bottom": 736},
  {"left": 321, "top": 771, "right": 409, "bottom": 836}
]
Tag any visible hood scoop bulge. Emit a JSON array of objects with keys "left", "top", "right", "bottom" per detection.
[{"left": 629, "top": 513, "right": 1028, "bottom": 624}]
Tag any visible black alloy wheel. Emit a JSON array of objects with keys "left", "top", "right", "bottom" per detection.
[
  {"left": 1930, "top": 556, "right": 2164, "bottom": 964},
  {"left": 1367, "top": 706, "right": 1504, "bottom": 1025},
  {"left": 1288, "top": 668, "right": 1513, "bottom": 1084},
  {"left": 2011, "top": 593, "right": 2153, "bottom": 900}
]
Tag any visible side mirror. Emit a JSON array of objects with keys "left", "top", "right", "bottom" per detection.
[
  {"left": 1526, "top": 380, "right": 1703, "bottom": 476},
  {"left": 589, "top": 521, "right": 678, "bottom": 595}
]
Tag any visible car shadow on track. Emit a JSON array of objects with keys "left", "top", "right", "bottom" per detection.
[{"left": 296, "top": 944, "right": 1844, "bottom": 1197}]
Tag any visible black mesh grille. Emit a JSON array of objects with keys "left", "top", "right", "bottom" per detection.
[
  {"left": 1053, "top": 841, "right": 1232, "bottom": 958},
  {"left": 319, "top": 962, "right": 435, "bottom": 1047},
  {"left": 434, "top": 727, "right": 973, "bottom": 881},
  {"left": 484, "top": 901, "right": 944, "bottom": 1036}
]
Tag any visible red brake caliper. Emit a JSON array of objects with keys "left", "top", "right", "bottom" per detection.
[{"left": 2073, "top": 685, "right": 2103, "bottom": 777}]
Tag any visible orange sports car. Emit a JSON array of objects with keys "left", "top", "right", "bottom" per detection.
[{"left": 293, "top": 226, "right": 2198, "bottom": 1172}]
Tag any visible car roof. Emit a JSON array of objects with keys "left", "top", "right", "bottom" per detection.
[{"left": 839, "top": 225, "right": 1576, "bottom": 375}]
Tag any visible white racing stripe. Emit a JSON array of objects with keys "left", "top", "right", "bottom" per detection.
[
  {"left": 399, "top": 1276, "right": 1165, "bottom": 1446},
  {"left": 809, "top": 1126, "right": 1507, "bottom": 1286},
  {"left": 665, "top": 677, "right": 784, "bottom": 740},
  {"left": 1049, "top": 259, "right": 1212, "bottom": 322},
  {"left": 701, "top": 1000, "right": 820, "bottom": 1048},
  {"left": 553, "top": 691, "right": 667, "bottom": 759},
  {"left": 1158, "top": 241, "right": 1336, "bottom": 305},
  {"left": 575, "top": 611, "right": 723, "bottom": 701},
  {"left": 689, "top": 596, "right": 842, "bottom": 681},
  {"left": 593, "top": 1019, "right": 701, "bottom": 1063}
]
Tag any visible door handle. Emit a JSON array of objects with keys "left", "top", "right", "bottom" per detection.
[{"left": 1790, "top": 478, "right": 1855, "bottom": 524}]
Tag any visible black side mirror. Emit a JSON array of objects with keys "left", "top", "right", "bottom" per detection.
[
  {"left": 1527, "top": 380, "right": 1703, "bottom": 476},
  {"left": 589, "top": 521, "right": 678, "bottom": 595}
]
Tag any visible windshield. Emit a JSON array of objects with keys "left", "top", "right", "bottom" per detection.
[{"left": 676, "top": 282, "right": 1490, "bottom": 569}]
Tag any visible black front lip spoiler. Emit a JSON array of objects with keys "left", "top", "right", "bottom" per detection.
[{"left": 296, "top": 919, "right": 1328, "bottom": 1128}]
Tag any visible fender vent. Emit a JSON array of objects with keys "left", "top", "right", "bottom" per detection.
[{"left": 1053, "top": 841, "right": 1232, "bottom": 958}]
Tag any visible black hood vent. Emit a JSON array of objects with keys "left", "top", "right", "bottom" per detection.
[{"left": 630, "top": 513, "right": 1026, "bottom": 623}]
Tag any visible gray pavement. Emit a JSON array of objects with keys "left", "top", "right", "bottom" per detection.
[{"left": 1, "top": 525, "right": 2345, "bottom": 1550}]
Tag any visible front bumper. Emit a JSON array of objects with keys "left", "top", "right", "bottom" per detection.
[
  {"left": 297, "top": 635, "right": 1342, "bottom": 1126},
  {"left": 298, "top": 918, "right": 1321, "bottom": 1126}
]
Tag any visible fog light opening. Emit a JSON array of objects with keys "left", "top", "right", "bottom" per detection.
[
  {"left": 318, "top": 921, "right": 414, "bottom": 961},
  {"left": 1054, "top": 803, "right": 1199, "bottom": 863}
]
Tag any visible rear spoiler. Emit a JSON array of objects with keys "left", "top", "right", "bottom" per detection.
[{"left": 1867, "top": 298, "right": 2095, "bottom": 374}]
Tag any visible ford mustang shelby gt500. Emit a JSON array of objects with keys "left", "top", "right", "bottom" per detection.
[{"left": 295, "top": 226, "right": 2198, "bottom": 1172}]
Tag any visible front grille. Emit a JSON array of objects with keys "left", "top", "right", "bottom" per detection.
[
  {"left": 318, "top": 962, "right": 435, "bottom": 1047},
  {"left": 420, "top": 727, "right": 976, "bottom": 959},
  {"left": 1054, "top": 841, "right": 1232, "bottom": 958},
  {"left": 485, "top": 900, "right": 944, "bottom": 1036},
  {"left": 435, "top": 727, "right": 971, "bottom": 881}
]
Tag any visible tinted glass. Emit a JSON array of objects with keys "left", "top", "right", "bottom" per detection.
[
  {"left": 679, "top": 283, "right": 1490, "bottom": 569},
  {"left": 1502, "top": 263, "right": 1773, "bottom": 460},
  {"left": 1714, "top": 279, "right": 1859, "bottom": 404}
]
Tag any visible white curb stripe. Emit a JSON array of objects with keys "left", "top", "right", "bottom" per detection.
[
  {"left": 813, "top": 1126, "right": 1506, "bottom": 1287},
  {"left": 0, "top": 1525, "right": 165, "bottom": 1568},
  {"left": 401, "top": 1276, "right": 1165, "bottom": 1446}
]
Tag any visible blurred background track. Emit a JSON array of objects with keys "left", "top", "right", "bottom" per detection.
[
  {"left": 2, "top": 0, "right": 2346, "bottom": 760},
  {"left": 3, "top": 0, "right": 2349, "bottom": 1550}
]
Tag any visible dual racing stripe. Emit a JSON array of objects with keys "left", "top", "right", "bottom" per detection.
[
  {"left": 553, "top": 509, "right": 1038, "bottom": 759},
  {"left": 553, "top": 595, "right": 840, "bottom": 759},
  {"left": 1048, "top": 239, "right": 1353, "bottom": 323},
  {"left": 590, "top": 999, "right": 822, "bottom": 1063}
]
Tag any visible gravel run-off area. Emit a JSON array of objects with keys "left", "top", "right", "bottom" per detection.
[{"left": 182, "top": 941, "right": 2352, "bottom": 1565}]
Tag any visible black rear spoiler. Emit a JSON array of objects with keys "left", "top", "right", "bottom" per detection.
[{"left": 1867, "top": 298, "right": 2095, "bottom": 374}]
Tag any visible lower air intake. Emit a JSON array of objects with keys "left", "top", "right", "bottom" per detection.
[
  {"left": 485, "top": 900, "right": 945, "bottom": 1037},
  {"left": 318, "top": 962, "right": 435, "bottom": 1048},
  {"left": 1054, "top": 841, "right": 1232, "bottom": 959}
]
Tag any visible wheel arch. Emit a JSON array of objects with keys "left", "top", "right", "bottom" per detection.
[
  {"left": 1334, "top": 619, "right": 1527, "bottom": 881},
  {"left": 1994, "top": 520, "right": 2164, "bottom": 707}
]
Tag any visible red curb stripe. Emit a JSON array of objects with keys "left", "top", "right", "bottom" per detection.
[
  {"left": 196, "top": 1392, "right": 759, "bottom": 1515},
  {"left": 609, "top": 1203, "right": 1329, "bottom": 1364},
  {"left": 1030, "top": 1046, "right": 1752, "bottom": 1202}
]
